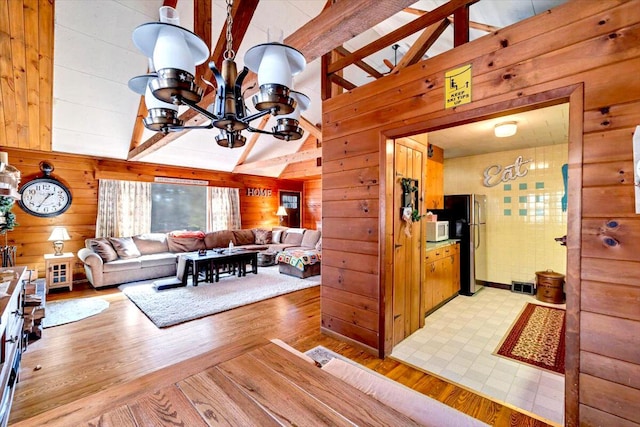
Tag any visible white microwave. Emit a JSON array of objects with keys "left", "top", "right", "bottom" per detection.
[{"left": 426, "top": 221, "right": 449, "bottom": 242}]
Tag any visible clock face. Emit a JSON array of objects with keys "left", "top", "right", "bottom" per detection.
[{"left": 18, "top": 178, "right": 72, "bottom": 217}]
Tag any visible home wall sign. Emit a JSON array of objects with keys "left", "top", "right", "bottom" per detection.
[
  {"left": 246, "top": 188, "right": 273, "bottom": 197},
  {"left": 483, "top": 155, "right": 533, "bottom": 187},
  {"left": 445, "top": 64, "right": 472, "bottom": 109}
]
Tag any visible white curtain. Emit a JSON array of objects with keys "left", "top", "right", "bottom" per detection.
[
  {"left": 207, "top": 187, "right": 241, "bottom": 231},
  {"left": 96, "top": 179, "right": 152, "bottom": 237}
]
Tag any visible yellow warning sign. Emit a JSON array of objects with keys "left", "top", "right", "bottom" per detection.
[{"left": 445, "top": 64, "right": 472, "bottom": 108}]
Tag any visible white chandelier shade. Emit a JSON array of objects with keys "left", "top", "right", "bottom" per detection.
[
  {"left": 279, "top": 91, "right": 310, "bottom": 122},
  {"left": 245, "top": 43, "right": 306, "bottom": 88}
]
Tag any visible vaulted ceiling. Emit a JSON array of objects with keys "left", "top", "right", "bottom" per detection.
[{"left": 0, "top": 0, "right": 568, "bottom": 179}]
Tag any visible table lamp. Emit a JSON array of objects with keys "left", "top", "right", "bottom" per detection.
[
  {"left": 48, "top": 227, "right": 71, "bottom": 256},
  {"left": 276, "top": 206, "right": 287, "bottom": 225}
]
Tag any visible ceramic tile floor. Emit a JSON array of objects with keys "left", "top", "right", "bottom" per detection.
[{"left": 391, "top": 287, "right": 565, "bottom": 426}]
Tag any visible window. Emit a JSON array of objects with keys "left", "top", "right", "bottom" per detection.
[
  {"left": 96, "top": 179, "right": 241, "bottom": 237},
  {"left": 151, "top": 183, "right": 206, "bottom": 232}
]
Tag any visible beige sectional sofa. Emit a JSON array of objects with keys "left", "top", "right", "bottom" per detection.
[{"left": 77, "top": 228, "right": 321, "bottom": 288}]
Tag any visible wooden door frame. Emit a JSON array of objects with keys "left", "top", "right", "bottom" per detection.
[
  {"left": 279, "top": 190, "right": 302, "bottom": 228},
  {"left": 379, "top": 84, "right": 583, "bottom": 425}
]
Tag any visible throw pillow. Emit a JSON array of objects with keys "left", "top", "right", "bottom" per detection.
[
  {"left": 108, "top": 237, "right": 141, "bottom": 259},
  {"left": 272, "top": 230, "right": 283, "bottom": 244},
  {"left": 283, "top": 231, "right": 304, "bottom": 246},
  {"left": 300, "top": 230, "right": 321, "bottom": 248},
  {"left": 232, "top": 229, "right": 254, "bottom": 246},
  {"left": 89, "top": 238, "right": 118, "bottom": 262},
  {"left": 133, "top": 233, "right": 169, "bottom": 255},
  {"left": 253, "top": 228, "right": 272, "bottom": 245},
  {"left": 204, "top": 230, "right": 234, "bottom": 249},
  {"left": 167, "top": 236, "right": 206, "bottom": 253},
  {"left": 169, "top": 230, "right": 206, "bottom": 239},
  {"left": 315, "top": 237, "right": 322, "bottom": 251}
]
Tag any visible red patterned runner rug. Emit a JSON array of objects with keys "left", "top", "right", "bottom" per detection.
[{"left": 494, "top": 303, "right": 565, "bottom": 375}]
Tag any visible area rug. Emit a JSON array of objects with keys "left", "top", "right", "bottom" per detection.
[
  {"left": 119, "top": 266, "right": 320, "bottom": 328},
  {"left": 42, "top": 297, "right": 110, "bottom": 328},
  {"left": 494, "top": 303, "right": 565, "bottom": 375}
]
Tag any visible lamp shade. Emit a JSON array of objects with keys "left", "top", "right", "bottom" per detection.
[
  {"left": 48, "top": 227, "right": 70, "bottom": 241},
  {"left": 278, "top": 91, "right": 310, "bottom": 121},
  {"left": 494, "top": 121, "right": 518, "bottom": 138},
  {"left": 276, "top": 206, "right": 288, "bottom": 216},
  {"left": 245, "top": 43, "right": 305, "bottom": 88}
]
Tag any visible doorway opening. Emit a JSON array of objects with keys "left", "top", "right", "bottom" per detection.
[
  {"left": 388, "top": 100, "right": 574, "bottom": 425},
  {"left": 279, "top": 191, "right": 302, "bottom": 228}
]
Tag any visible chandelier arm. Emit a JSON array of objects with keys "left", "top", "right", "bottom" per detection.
[
  {"left": 169, "top": 123, "right": 215, "bottom": 131},
  {"left": 245, "top": 125, "right": 292, "bottom": 140},
  {"left": 177, "top": 95, "right": 220, "bottom": 121},
  {"left": 243, "top": 108, "right": 272, "bottom": 124}
]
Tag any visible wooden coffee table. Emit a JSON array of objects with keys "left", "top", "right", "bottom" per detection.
[{"left": 181, "top": 249, "right": 259, "bottom": 286}]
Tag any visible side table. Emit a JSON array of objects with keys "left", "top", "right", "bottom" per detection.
[{"left": 44, "top": 252, "right": 74, "bottom": 293}]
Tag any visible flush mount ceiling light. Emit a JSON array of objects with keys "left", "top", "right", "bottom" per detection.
[
  {"left": 494, "top": 121, "right": 518, "bottom": 138},
  {"left": 128, "top": 1, "right": 309, "bottom": 148}
]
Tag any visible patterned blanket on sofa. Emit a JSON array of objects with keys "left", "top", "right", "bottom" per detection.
[{"left": 276, "top": 250, "right": 322, "bottom": 271}]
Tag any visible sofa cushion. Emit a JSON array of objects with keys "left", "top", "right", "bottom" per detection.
[
  {"left": 138, "top": 253, "right": 178, "bottom": 268},
  {"left": 89, "top": 238, "right": 118, "bottom": 262},
  {"left": 133, "top": 233, "right": 169, "bottom": 255},
  {"left": 300, "top": 230, "right": 321, "bottom": 248},
  {"left": 167, "top": 236, "right": 205, "bottom": 253},
  {"left": 315, "top": 237, "right": 322, "bottom": 251},
  {"left": 233, "top": 229, "right": 255, "bottom": 246},
  {"left": 204, "top": 230, "right": 235, "bottom": 249},
  {"left": 272, "top": 229, "right": 284, "bottom": 244},
  {"left": 102, "top": 258, "right": 142, "bottom": 273},
  {"left": 283, "top": 230, "right": 304, "bottom": 246},
  {"left": 253, "top": 228, "right": 272, "bottom": 245},
  {"left": 109, "top": 237, "right": 141, "bottom": 259}
]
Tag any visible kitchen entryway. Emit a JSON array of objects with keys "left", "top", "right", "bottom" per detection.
[{"left": 391, "top": 287, "right": 565, "bottom": 425}]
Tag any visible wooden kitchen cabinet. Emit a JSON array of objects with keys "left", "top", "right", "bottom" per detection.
[
  {"left": 422, "top": 243, "right": 460, "bottom": 317},
  {"left": 425, "top": 144, "right": 444, "bottom": 209}
]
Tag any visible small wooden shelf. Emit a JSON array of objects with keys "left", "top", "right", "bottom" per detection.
[{"left": 44, "top": 253, "right": 74, "bottom": 293}]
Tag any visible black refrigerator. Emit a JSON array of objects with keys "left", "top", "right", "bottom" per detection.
[{"left": 433, "top": 194, "right": 487, "bottom": 296}]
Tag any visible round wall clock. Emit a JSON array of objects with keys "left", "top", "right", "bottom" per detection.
[{"left": 18, "top": 162, "right": 72, "bottom": 217}]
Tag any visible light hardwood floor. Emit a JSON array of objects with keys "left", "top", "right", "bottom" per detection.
[{"left": 10, "top": 282, "right": 553, "bottom": 426}]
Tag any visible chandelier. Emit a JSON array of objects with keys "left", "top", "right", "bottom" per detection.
[{"left": 128, "top": 1, "right": 310, "bottom": 148}]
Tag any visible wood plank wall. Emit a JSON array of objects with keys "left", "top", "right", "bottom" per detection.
[
  {"left": 303, "top": 179, "right": 322, "bottom": 230},
  {"left": 0, "top": 0, "right": 53, "bottom": 153},
  {"left": 2, "top": 148, "right": 303, "bottom": 281},
  {"left": 321, "top": 1, "right": 640, "bottom": 425}
]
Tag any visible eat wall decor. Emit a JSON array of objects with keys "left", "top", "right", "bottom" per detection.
[{"left": 483, "top": 155, "right": 532, "bottom": 187}]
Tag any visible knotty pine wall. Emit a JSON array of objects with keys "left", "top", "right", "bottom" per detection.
[
  {"left": 2, "top": 148, "right": 303, "bottom": 281},
  {"left": 321, "top": 1, "right": 640, "bottom": 425},
  {"left": 302, "top": 179, "right": 322, "bottom": 230}
]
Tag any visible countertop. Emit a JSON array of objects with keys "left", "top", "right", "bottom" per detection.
[{"left": 426, "top": 239, "right": 460, "bottom": 250}]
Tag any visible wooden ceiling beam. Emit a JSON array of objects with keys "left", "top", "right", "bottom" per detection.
[
  {"left": 329, "top": 74, "right": 357, "bottom": 91},
  {"left": 194, "top": 0, "right": 212, "bottom": 85},
  {"left": 453, "top": 4, "right": 470, "bottom": 46},
  {"left": 334, "top": 46, "right": 384, "bottom": 79},
  {"left": 233, "top": 115, "right": 270, "bottom": 170},
  {"left": 234, "top": 146, "right": 322, "bottom": 173},
  {"left": 131, "top": 0, "right": 416, "bottom": 161},
  {"left": 328, "top": 0, "right": 479, "bottom": 75},
  {"left": 391, "top": 19, "right": 449, "bottom": 73},
  {"left": 403, "top": 6, "right": 499, "bottom": 33},
  {"left": 299, "top": 116, "right": 322, "bottom": 141}
]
